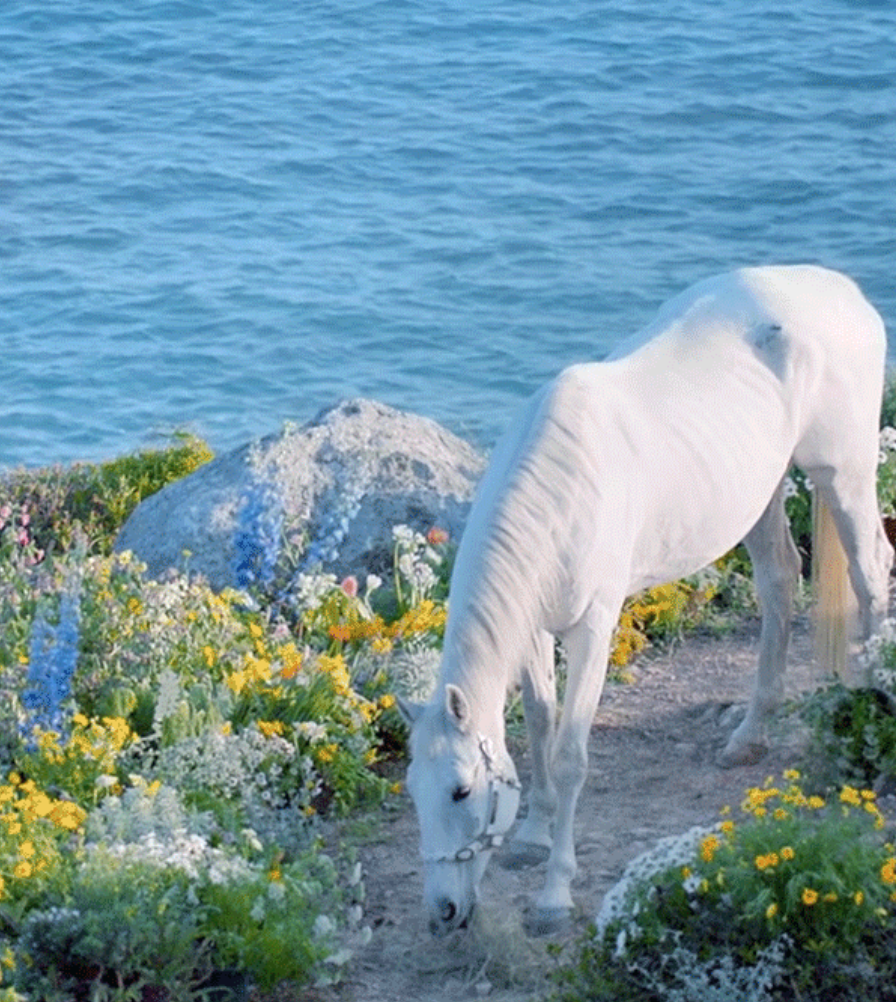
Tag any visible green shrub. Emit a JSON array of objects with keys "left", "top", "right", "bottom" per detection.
[
  {"left": 0, "top": 433, "right": 213, "bottom": 556},
  {"left": 799, "top": 618, "right": 896, "bottom": 791}
]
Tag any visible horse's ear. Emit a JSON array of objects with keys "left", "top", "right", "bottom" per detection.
[
  {"left": 396, "top": 696, "right": 424, "bottom": 727},
  {"left": 444, "top": 684, "right": 472, "bottom": 733}
]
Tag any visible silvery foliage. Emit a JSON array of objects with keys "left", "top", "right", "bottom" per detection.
[
  {"left": 85, "top": 779, "right": 211, "bottom": 846},
  {"left": 629, "top": 937, "right": 789, "bottom": 1002},
  {"left": 385, "top": 648, "right": 441, "bottom": 704}
]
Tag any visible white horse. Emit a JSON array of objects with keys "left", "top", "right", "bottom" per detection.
[{"left": 399, "top": 265, "right": 893, "bottom": 936}]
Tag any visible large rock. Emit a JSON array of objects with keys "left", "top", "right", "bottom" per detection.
[{"left": 114, "top": 399, "right": 487, "bottom": 589}]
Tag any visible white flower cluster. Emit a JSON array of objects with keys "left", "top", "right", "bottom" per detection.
[
  {"left": 859, "top": 616, "right": 896, "bottom": 682},
  {"left": 101, "top": 830, "right": 255, "bottom": 886},
  {"left": 148, "top": 726, "right": 318, "bottom": 848},
  {"left": 292, "top": 570, "right": 339, "bottom": 613},
  {"left": 880, "top": 426, "right": 896, "bottom": 463},
  {"left": 393, "top": 525, "right": 440, "bottom": 598},
  {"left": 595, "top": 825, "right": 716, "bottom": 945}
]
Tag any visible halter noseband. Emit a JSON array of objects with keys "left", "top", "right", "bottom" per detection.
[{"left": 423, "top": 735, "right": 521, "bottom": 864}]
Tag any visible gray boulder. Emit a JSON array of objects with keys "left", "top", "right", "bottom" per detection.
[{"left": 114, "top": 399, "right": 487, "bottom": 590}]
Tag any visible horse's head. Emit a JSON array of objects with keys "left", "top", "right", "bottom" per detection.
[{"left": 400, "top": 684, "right": 520, "bottom": 936}]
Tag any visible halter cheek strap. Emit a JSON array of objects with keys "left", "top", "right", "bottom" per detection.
[{"left": 423, "top": 735, "right": 522, "bottom": 864}]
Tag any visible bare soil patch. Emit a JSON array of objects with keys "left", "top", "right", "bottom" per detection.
[{"left": 326, "top": 617, "right": 822, "bottom": 1002}]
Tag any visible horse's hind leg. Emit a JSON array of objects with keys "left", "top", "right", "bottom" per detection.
[
  {"left": 809, "top": 463, "right": 893, "bottom": 659},
  {"left": 721, "top": 476, "right": 801, "bottom": 767},
  {"left": 505, "top": 630, "right": 557, "bottom": 868}
]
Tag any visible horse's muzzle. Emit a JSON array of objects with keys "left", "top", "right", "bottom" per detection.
[{"left": 429, "top": 897, "right": 472, "bottom": 937}]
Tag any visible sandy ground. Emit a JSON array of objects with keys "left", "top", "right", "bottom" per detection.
[{"left": 317, "top": 615, "right": 823, "bottom": 1002}]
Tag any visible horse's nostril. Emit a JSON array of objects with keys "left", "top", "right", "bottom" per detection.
[{"left": 441, "top": 900, "right": 457, "bottom": 923}]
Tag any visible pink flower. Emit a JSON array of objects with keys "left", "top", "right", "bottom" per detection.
[
  {"left": 340, "top": 575, "right": 359, "bottom": 598},
  {"left": 426, "top": 527, "right": 449, "bottom": 546}
]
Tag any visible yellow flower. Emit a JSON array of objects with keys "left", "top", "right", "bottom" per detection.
[
  {"left": 720, "top": 820, "right": 735, "bottom": 836},
  {"left": 226, "top": 671, "right": 247, "bottom": 695},
  {"left": 783, "top": 768, "right": 801, "bottom": 781},
  {"left": 881, "top": 857, "right": 896, "bottom": 885},
  {"left": 681, "top": 866, "right": 692, "bottom": 880},
  {"left": 279, "top": 643, "right": 302, "bottom": 680},
  {"left": 855, "top": 890, "right": 865, "bottom": 906},
  {"left": 257, "top": 720, "right": 285, "bottom": 739},
  {"left": 765, "top": 902, "right": 779, "bottom": 919},
  {"left": 755, "top": 852, "right": 780, "bottom": 871},
  {"left": 840, "top": 785, "right": 862, "bottom": 807},
  {"left": 808, "top": 795, "right": 825, "bottom": 809},
  {"left": 13, "top": 861, "right": 32, "bottom": 880},
  {"left": 18, "top": 841, "right": 35, "bottom": 859},
  {"left": 316, "top": 743, "right": 338, "bottom": 764},
  {"left": 802, "top": 888, "right": 819, "bottom": 906},
  {"left": 781, "top": 846, "right": 795, "bottom": 861},
  {"left": 700, "top": 834, "right": 720, "bottom": 863},
  {"left": 379, "top": 693, "right": 396, "bottom": 711},
  {"left": 389, "top": 781, "right": 403, "bottom": 795},
  {"left": 48, "top": 801, "right": 87, "bottom": 832},
  {"left": 823, "top": 892, "right": 838, "bottom": 903},
  {"left": 249, "top": 622, "right": 264, "bottom": 639},
  {"left": 203, "top": 645, "right": 216, "bottom": 668}
]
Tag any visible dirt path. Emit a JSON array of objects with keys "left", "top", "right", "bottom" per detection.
[{"left": 339, "top": 617, "right": 821, "bottom": 1002}]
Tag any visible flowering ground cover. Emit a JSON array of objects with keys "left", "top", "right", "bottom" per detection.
[
  {"left": 0, "top": 449, "right": 458, "bottom": 1000},
  {"left": 2, "top": 408, "right": 896, "bottom": 1000},
  {"left": 550, "top": 770, "right": 896, "bottom": 1001}
]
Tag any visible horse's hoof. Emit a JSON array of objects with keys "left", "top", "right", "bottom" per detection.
[
  {"left": 524, "top": 906, "right": 573, "bottom": 937},
  {"left": 719, "top": 741, "right": 768, "bottom": 768},
  {"left": 501, "top": 841, "right": 551, "bottom": 870}
]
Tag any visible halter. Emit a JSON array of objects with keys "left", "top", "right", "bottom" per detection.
[{"left": 423, "top": 735, "right": 522, "bottom": 864}]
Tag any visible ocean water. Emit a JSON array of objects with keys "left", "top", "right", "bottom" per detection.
[{"left": 2, "top": 0, "right": 895, "bottom": 470}]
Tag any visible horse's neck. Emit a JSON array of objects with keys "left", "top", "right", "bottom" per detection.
[{"left": 440, "top": 500, "right": 553, "bottom": 741}]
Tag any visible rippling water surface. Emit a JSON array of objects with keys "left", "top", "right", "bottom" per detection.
[{"left": 2, "top": 0, "right": 895, "bottom": 468}]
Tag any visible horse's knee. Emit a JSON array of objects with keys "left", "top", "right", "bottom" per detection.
[{"left": 551, "top": 740, "right": 587, "bottom": 791}]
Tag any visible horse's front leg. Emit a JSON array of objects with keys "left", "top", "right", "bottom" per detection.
[
  {"left": 505, "top": 630, "right": 557, "bottom": 868},
  {"left": 528, "top": 605, "right": 615, "bottom": 934}
]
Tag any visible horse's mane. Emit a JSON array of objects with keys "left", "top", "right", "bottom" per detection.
[{"left": 442, "top": 370, "right": 603, "bottom": 701}]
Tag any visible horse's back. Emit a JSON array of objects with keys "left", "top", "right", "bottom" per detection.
[
  {"left": 562, "top": 265, "right": 887, "bottom": 590},
  {"left": 611, "top": 264, "right": 884, "bottom": 371}
]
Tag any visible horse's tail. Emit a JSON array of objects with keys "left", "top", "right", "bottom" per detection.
[{"left": 812, "top": 492, "right": 856, "bottom": 678}]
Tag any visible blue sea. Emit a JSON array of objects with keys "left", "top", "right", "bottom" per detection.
[{"left": 2, "top": 0, "right": 895, "bottom": 470}]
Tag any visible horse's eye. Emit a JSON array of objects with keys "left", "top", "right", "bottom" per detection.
[{"left": 452, "top": 786, "right": 471, "bottom": 803}]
